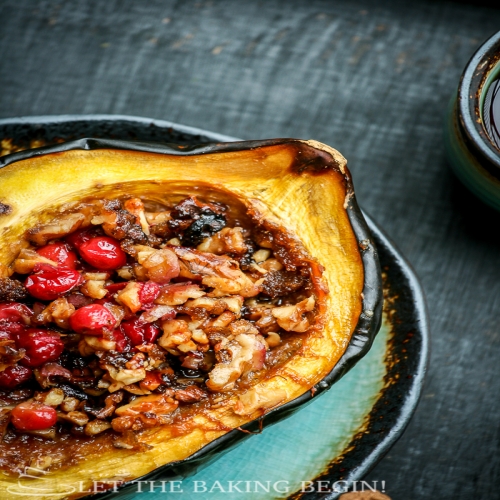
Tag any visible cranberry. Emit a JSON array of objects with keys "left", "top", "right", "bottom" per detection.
[
  {"left": 139, "top": 282, "right": 161, "bottom": 308},
  {"left": 66, "top": 292, "right": 94, "bottom": 309},
  {"left": 0, "top": 330, "right": 14, "bottom": 342},
  {"left": 36, "top": 242, "right": 78, "bottom": 269},
  {"left": 121, "top": 318, "right": 160, "bottom": 346},
  {"left": 11, "top": 401, "right": 57, "bottom": 430},
  {"left": 0, "top": 303, "right": 33, "bottom": 337},
  {"left": 78, "top": 236, "right": 127, "bottom": 271},
  {"left": 65, "top": 227, "right": 100, "bottom": 249},
  {"left": 25, "top": 265, "right": 82, "bottom": 301},
  {"left": 0, "top": 365, "right": 33, "bottom": 389},
  {"left": 17, "top": 328, "right": 64, "bottom": 367},
  {"left": 105, "top": 282, "right": 129, "bottom": 296},
  {"left": 112, "top": 329, "right": 131, "bottom": 352},
  {"left": 0, "top": 302, "right": 33, "bottom": 323},
  {"left": 69, "top": 304, "right": 116, "bottom": 335}
]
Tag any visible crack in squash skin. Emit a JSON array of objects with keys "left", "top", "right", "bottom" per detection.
[{"left": 0, "top": 140, "right": 372, "bottom": 499}]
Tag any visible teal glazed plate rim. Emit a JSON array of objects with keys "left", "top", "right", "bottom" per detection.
[{"left": 0, "top": 115, "right": 429, "bottom": 499}]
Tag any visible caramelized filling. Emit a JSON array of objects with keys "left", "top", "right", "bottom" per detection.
[{"left": 0, "top": 195, "right": 323, "bottom": 473}]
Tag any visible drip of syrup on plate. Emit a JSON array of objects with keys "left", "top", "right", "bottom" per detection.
[{"left": 483, "top": 78, "right": 500, "bottom": 151}]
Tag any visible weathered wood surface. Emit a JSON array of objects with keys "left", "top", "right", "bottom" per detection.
[{"left": 1, "top": 1, "right": 500, "bottom": 498}]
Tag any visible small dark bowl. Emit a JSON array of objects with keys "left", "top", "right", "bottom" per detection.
[{"left": 444, "top": 30, "right": 500, "bottom": 211}]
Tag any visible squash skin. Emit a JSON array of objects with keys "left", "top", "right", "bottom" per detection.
[{"left": 0, "top": 138, "right": 382, "bottom": 499}]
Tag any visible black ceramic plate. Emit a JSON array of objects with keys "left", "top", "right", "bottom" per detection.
[{"left": 0, "top": 115, "right": 429, "bottom": 499}]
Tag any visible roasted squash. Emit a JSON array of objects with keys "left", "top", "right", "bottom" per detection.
[{"left": 0, "top": 138, "right": 382, "bottom": 498}]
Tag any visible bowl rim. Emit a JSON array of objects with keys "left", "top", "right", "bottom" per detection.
[{"left": 458, "top": 30, "right": 500, "bottom": 176}]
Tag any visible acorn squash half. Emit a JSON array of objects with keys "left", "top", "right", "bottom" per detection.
[{"left": 0, "top": 138, "right": 382, "bottom": 499}]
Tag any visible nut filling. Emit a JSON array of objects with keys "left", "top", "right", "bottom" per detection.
[{"left": 0, "top": 195, "right": 325, "bottom": 473}]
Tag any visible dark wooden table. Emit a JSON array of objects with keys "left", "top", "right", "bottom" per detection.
[{"left": 1, "top": 1, "right": 500, "bottom": 498}]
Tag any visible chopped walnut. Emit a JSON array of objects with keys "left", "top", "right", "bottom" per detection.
[
  {"left": 207, "top": 334, "right": 268, "bottom": 392},
  {"left": 228, "top": 319, "right": 260, "bottom": 337},
  {"left": 174, "top": 385, "right": 207, "bottom": 403},
  {"left": 114, "top": 393, "right": 178, "bottom": 418},
  {"left": 145, "top": 211, "right": 171, "bottom": 225},
  {"left": 84, "top": 419, "right": 112, "bottom": 436},
  {"left": 173, "top": 247, "right": 261, "bottom": 298},
  {"left": 83, "top": 335, "right": 117, "bottom": 352},
  {"left": 265, "top": 332, "right": 281, "bottom": 348},
  {"left": 27, "top": 213, "right": 87, "bottom": 246},
  {"left": 105, "top": 365, "right": 146, "bottom": 389},
  {"left": 252, "top": 249, "right": 271, "bottom": 263},
  {"left": 134, "top": 246, "right": 179, "bottom": 283},
  {"left": 209, "top": 310, "right": 236, "bottom": 328},
  {"left": 13, "top": 248, "right": 58, "bottom": 274},
  {"left": 124, "top": 198, "right": 150, "bottom": 235},
  {"left": 155, "top": 283, "right": 206, "bottom": 306},
  {"left": 60, "top": 397, "right": 80, "bottom": 413},
  {"left": 40, "top": 297, "right": 76, "bottom": 330},
  {"left": 272, "top": 296, "right": 315, "bottom": 332},
  {"left": 35, "top": 388, "right": 65, "bottom": 406},
  {"left": 60, "top": 411, "right": 90, "bottom": 426},
  {"left": 140, "top": 305, "right": 175, "bottom": 323},
  {"left": 90, "top": 199, "right": 147, "bottom": 243},
  {"left": 80, "top": 279, "right": 108, "bottom": 300},
  {"left": 116, "top": 282, "right": 142, "bottom": 313},
  {"left": 197, "top": 227, "right": 247, "bottom": 255},
  {"left": 158, "top": 319, "right": 192, "bottom": 350},
  {"left": 0, "top": 341, "right": 26, "bottom": 371},
  {"left": 184, "top": 295, "right": 243, "bottom": 316},
  {"left": 116, "top": 265, "right": 134, "bottom": 280},
  {"left": 259, "top": 258, "right": 284, "bottom": 272}
]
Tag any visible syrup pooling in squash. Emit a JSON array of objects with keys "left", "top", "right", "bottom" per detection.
[{"left": 0, "top": 194, "right": 323, "bottom": 473}]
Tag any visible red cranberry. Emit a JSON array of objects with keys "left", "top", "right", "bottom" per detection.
[
  {"left": 65, "top": 227, "right": 100, "bottom": 249},
  {"left": 121, "top": 318, "right": 160, "bottom": 346},
  {"left": 25, "top": 265, "right": 82, "bottom": 301},
  {"left": 112, "top": 329, "right": 131, "bottom": 352},
  {"left": 36, "top": 242, "right": 78, "bottom": 269},
  {"left": 11, "top": 401, "right": 57, "bottom": 430},
  {"left": 0, "top": 330, "right": 14, "bottom": 342},
  {"left": 0, "top": 303, "right": 33, "bottom": 337},
  {"left": 0, "top": 365, "right": 33, "bottom": 389},
  {"left": 105, "top": 282, "right": 129, "bottom": 296},
  {"left": 0, "top": 302, "right": 33, "bottom": 323},
  {"left": 78, "top": 236, "right": 127, "bottom": 271},
  {"left": 17, "top": 328, "right": 64, "bottom": 367},
  {"left": 69, "top": 304, "right": 116, "bottom": 335},
  {"left": 66, "top": 293, "right": 93, "bottom": 309},
  {"left": 139, "top": 282, "right": 161, "bottom": 308}
]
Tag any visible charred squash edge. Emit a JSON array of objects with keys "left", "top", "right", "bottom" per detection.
[{"left": 0, "top": 137, "right": 383, "bottom": 498}]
